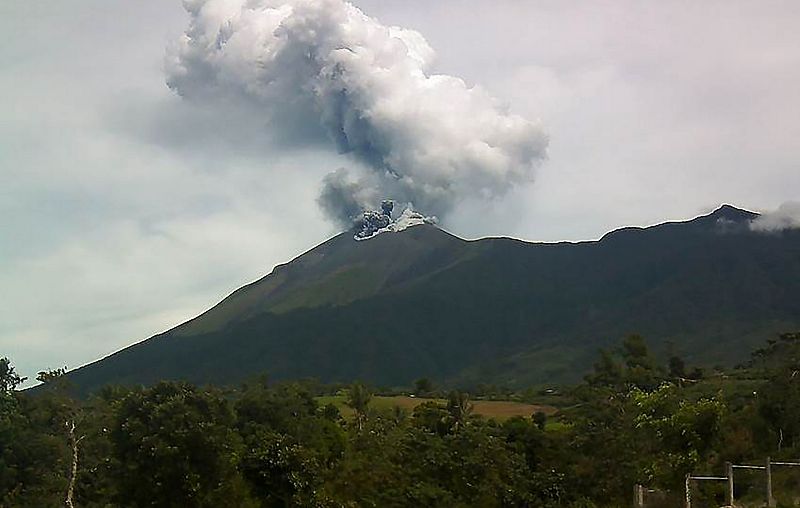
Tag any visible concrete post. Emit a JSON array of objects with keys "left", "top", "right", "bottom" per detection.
[
  {"left": 725, "top": 462, "right": 734, "bottom": 507},
  {"left": 633, "top": 484, "right": 644, "bottom": 507},
  {"left": 766, "top": 457, "right": 775, "bottom": 507},
  {"left": 685, "top": 474, "right": 691, "bottom": 508},
  {"left": 725, "top": 462, "right": 733, "bottom": 506}
]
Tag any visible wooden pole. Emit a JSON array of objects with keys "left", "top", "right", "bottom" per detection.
[
  {"left": 726, "top": 462, "right": 734, "bottom": 506},
  {"left": 766, "top": 456, "right": 775, "bottom": 507}
]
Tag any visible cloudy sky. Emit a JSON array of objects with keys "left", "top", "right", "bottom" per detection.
[{"left": 2, "top": 0, "right": 799, "bottom": 384}]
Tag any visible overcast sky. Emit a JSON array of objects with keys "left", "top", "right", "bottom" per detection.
[{"left": 2, "top": 0, "right": 799, "bottom": 384}]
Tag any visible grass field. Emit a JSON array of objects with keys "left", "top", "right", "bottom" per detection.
[{"left": 316, "top": 395, "right": 557, "bottom": 421}]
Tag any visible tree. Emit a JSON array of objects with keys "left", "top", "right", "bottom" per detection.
[
  {"left": 585, "top": 336, "right": 664, "bottom": 391},
  {"left": 320, "top": 402, "right": 341, "bottom": 422},
  {"left": 236, "top": 380, "right": 318, "bottom": 436},
  {"left": 532, "top": 411, "right": 547, "bottom": 431},
  {"left": 64, "top": 420, "right": 84, "bottom": 508},
  {"left": 71, "top": 387, "right": 130, "bottom": 506},
  {"left": 564, "top": 383, "right": 643, "bottom": 503},
  {"left": 0, "top": 357, "right": 25, "bottom": 394},
  {"left": 240, "top": 429, "right": 328, "bottom": 507},
  {"left": 33, "top": 367, "right": 84, "bottom": 508},
  {"left": 110, "top": 382, "right": 247, "bottom": 507},
  {"left": 503, "top": 416, "right": 545, "bottom": 471},
  {"left": 0, "top": 358, "right": 26, "bottom": 501},
  {"left": 414, "top": 378, "right": 433, "bottom": 396},
  {"left": 750, "top": 332, "right": 800, "bottom": 452},
  {"left": 585, "top": 349, "right": 623, "bottom": 388},
  {"left": 400, "top": 424, "right": 534, "bottom": 506},
  {"left": 36, "top": 367, "right": 67, "bottom": 385},
  {"left": 346, "top": 382, "right": 372, "bottom": 432},
  {"left": 631, "top": 383, "right": 724, "bottom": 488},
  {"left": 668, "top": 355, "right": 686, "bottom": 379},
  {"left": 412, "top": 401, "right": 452, "bottom": 436},
  {"left": 621, "top": 334, "right": 662, "bottom": 390},
  {"left": 1, "top": 360, "right": 73, "bottom": 506},
  {"left": 446, "top": 391, "right": 473, "bottom": 432},
  {"left": 758, "top": 365, "right": 800, "bottom": 451},
  {"left": 33, "top": 365, "right": 87, "bottom": 507}
]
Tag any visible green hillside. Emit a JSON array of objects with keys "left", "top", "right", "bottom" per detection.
[{"left": 64, "top": 205, "right": 800, "bottom": 394}]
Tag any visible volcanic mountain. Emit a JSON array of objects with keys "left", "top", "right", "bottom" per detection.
[{"left": 66, "top": 205, "right": 800, "bottom": 394}]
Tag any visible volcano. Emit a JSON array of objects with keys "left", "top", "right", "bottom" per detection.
[{"left": 65, "top": 205, "right": 800, "bottom": 394}]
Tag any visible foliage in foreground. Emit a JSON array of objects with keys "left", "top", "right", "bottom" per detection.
[{"left": 2, "top": 333, "right": 800, "bottom": 507}]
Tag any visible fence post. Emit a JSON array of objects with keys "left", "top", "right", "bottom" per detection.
[
  {"left": 725, "top": 462, "right": 734, "bottom": 506},
  {"left": 766, "top": 456, "right": 775, "bottom": 507},
  {"left": 633, "top": 484, "right": 644, "bottom": 507},
  {"left": 685, "top": 473, "right": 691, "bottom": 508}
]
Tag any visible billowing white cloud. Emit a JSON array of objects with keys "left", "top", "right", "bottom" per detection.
[
  {"left": 166, "top": 0, "right": 548, "bottom": 225},
  {"left": 751, "top": 202, "right": 800, "bottom": 232}
]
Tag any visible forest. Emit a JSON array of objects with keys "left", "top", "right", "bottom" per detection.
[{"left": 2, "top": 332, "right": 800, "bottom": 507}]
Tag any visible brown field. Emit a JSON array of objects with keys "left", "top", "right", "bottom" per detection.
[{"left": 316, "top": 395, "right": 557, "bottom": 421}]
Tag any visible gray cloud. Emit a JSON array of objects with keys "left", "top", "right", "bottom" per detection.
[
  {"left": 751, "top": 202, "right": 800, "bottom": 232},
  {"left": 166, "top": 0, "right": 548, "bottom": 225},
  {"left": 3, "top": 0, "right": 800, "bottom": 385},
  {"left": 316, "top": 168, "right": 376, "bottom": 226}
]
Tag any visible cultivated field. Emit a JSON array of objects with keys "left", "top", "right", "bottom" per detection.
[{"left": 316, "top": 395, "right": 557, "bottom": 421}]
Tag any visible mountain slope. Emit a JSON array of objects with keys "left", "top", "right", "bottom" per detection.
[
  {"left": 174, "top": 225, "right": 469, "bottom": 336},
  {"left": 66, "top": 205, "right": 800, "bottom": 394}
]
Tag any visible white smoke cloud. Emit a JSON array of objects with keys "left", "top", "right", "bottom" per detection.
[
  {"left": 166, "top": 0, "right": 548, "bottom": 226},
  {"left": 750, "top": 201, "right": 800, "bottom": 232}
]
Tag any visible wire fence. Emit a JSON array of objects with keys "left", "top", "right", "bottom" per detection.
[{"left": 634, "top": 457, "right": 800, "bottom": 507}]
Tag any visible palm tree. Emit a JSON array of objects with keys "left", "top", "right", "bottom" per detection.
[{"left": 446, "top": 390, "right": 473, "bottom": 432}]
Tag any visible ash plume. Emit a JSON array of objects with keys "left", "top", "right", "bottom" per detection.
[{"left": 166, "top": 0, "right": 549, "bottom": 226}]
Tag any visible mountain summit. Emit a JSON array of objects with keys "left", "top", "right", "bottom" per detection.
[{"left": 66, "top": 205, "right": 800, "bottom": 394}]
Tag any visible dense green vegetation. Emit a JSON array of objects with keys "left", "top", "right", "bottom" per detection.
[
  {"left": 64, "top": 206, "right": 800, "bottom": 395},
  {"left": 4, "top": 332, "right": 800, "bottom": 507}
]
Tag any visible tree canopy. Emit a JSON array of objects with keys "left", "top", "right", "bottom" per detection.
[{"left": 3, "top": 332, "right": 800, "bottom": 506}]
